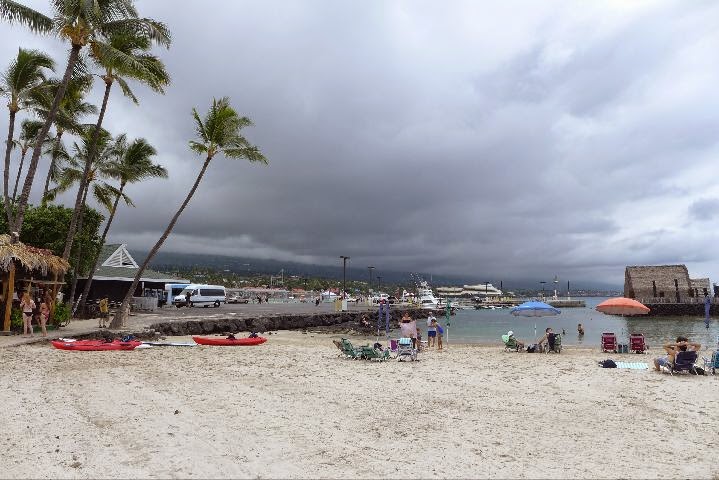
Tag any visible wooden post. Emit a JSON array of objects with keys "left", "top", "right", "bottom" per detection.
[{"left": 3, "top": 262, "right": 15, "bottom": 332}]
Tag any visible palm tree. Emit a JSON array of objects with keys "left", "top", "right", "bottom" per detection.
[
  {"left": 12, "top": 119, "right": 44, "bottom": 202},
  {"left": 0, "top": 0, "right": 170, "bottom": 239},
  {"left": 38, "top": 74, "right": 97, "bottom": 202},
  {"left": 0, "top": 47, "right": 54, "bottom": 231},
  {"left": 46, "top": 126, "right": 122, "bottom": 305},
  {"left": 62, "top": 30, "right": 171, "bottom": 263},
  {"left": 78, "top": 135, "right": 166, "bottom": 311},
  {"left": 110, "top": 97, "right": 267, "bottom": 328}
]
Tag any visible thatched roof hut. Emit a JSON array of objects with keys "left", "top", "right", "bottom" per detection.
[
  {"left": 0, "top": 234, "right": 69, "bottom": 277},
  {"left": 0, "top": 234, "right": 69, "bottom": 332},
  {"left": 624, "top": 265, "right": 694, "bottom": 302}
]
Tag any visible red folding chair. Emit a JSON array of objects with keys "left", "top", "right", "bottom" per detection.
[
  {"left": 629, "top": 333, "right": 647, "bottom": 353},
  {"left": 601, "top": 332, "right": 617, "bottom": 353}
]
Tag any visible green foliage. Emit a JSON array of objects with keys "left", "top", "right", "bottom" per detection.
[
  {"left": 0, "top": 203, "right": 103, "bottom": 275},
  {"left": 10, "top": 307, "right": 22, "bottom": 329},
  {"left": 53, "top": 302, "right": 69, "bottom": 325}
]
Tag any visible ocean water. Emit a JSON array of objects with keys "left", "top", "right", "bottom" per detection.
[{"left": 436, "top": 297, "right": 719, "bottom": 348}]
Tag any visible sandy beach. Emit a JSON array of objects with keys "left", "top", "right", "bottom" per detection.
[{"left": 0, "top": 331, "right": 717, "bottom": 479}]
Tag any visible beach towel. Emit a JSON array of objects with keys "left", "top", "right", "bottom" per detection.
[
  {"left": 400, "top": 320, "right": 417, "bottom": 338},
  {"left": 614, "top": 362, "right": 649, "bottom": 369}
]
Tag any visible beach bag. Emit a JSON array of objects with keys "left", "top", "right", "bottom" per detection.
[
  {"left": 599, "top": 359, "right": 617, "bottom": 368},
  {"left": 526, "top": 344, "right": 537, "bottom": 353}
]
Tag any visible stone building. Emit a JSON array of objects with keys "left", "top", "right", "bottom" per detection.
[{"left": 624, "top": 265, "right": 709, "bottom": 301}]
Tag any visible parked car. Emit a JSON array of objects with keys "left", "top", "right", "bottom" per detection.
[{"left": 227, "top": 295, "right": 249, "bottom": 304}]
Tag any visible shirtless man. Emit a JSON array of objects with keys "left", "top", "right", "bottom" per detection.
[{"left": 653, "top": 336, "right": 701, "bottom": 371}]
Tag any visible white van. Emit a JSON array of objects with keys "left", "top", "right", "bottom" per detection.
[{"left": 173, "top": 284, "right": 226, "bottom": 308}]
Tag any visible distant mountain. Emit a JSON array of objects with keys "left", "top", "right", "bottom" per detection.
[{"left": 144, "top": 250, "right": 620, "bottom": 291}]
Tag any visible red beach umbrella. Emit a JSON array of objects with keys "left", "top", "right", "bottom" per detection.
[{"left": 595, "top": 297, "right": 650, "bottom": 316}]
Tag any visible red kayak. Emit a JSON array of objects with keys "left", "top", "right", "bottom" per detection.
[
  {"left": 51, "top": 339, "right": 142, "bottom": 351},
  {"left": 192, "top": 336, "right": 267, "bottom": 346}
]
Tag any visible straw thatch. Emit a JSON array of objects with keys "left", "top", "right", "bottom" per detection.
[
  {"left": 0, "top": 234, "right": 70, "bottom": 276},
  {"left": 624, "top": 264, "right": 692, "bottom": 300}
]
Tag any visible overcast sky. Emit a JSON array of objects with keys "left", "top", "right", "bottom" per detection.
[{"left": 1, "top": 0, "right": 719, "bottom": 286}]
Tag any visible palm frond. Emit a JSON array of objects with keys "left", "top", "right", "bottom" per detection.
[
  {"left": 114, "top": 75, "right": 137, "bottom": 103},
  {"left": 102, "top": 17, "right": 171, "bottom": 48},
  {"left": 0, "top": 0, "right": 53, "bottom": 33}
]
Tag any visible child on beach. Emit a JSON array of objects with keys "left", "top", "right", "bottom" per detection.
[
  {"left": 39, "top": 300, "right": 50, "bottom": 337},
  {"left": 20, "top": 292, "right": 35, "bottom": 337},
  {"left": 432, "top": 318, "right": 444, "bottom": 350},
  {"left": 416, "top": 328, "right": 422, "bottom": 352}
]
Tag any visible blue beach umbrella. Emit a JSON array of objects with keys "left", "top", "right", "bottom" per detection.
[{"left": 510, "top": 300, "right": 561, "bottom": 339}]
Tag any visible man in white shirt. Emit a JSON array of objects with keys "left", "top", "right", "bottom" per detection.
[{"left": 427, "top": 314, "right": 437, "bottom": 348}]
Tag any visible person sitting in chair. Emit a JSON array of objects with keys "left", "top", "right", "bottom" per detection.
[
  {"left": 653, "top": 336, "right": 701, "bottom": 371},
  {"left": 503, "top": 331, "right": 524, "bottom": 351},
  {"left": 537, "top": 327, "right": 558, "bottom": 352}
]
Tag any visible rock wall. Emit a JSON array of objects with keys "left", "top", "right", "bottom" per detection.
[
  {"left": 148, "top": 308, "right": 446, "bottom": 336},
  {"left": 645, "top": 303, "right": 716, "bottom": 316}
]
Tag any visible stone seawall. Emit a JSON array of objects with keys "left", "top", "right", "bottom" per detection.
[
  {"left": 646, "top": 303, "right": 715, "bottom": 316},
  {"left": 148, "top": 308, "right": 446, "bottom": 336}
]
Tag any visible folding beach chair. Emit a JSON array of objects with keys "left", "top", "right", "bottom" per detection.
[
  {"left": 629, "top": 333, "right": 648, "bottom": 354},
  {"left": 601, "top": 332, "right": 617, "bottom": 353},
  {"left": 702, "top": 350, "right": 719, "bottom": 375},
  {"left": 359, "top": 344, "right": 390, "bottom": 362},
  {"left": 339, "top": 338, "right": 363, "bottom": 359},
  {"left": 502, "top": 334, "right": 520, "bottom": 352},
  {"left": 396, "top": 337, "right": 417, "bottom": 362},
  {"left": 664, "top": 350, "right": 700, "bottom": 375},
  {"left": 545, "top": 333, "right": 561, "bottom": 354}
]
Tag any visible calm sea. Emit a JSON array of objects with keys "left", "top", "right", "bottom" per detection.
[{"left": 437, "top": 297, "right": 719, "bottom": 348}]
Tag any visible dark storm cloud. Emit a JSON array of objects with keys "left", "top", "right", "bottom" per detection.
[{"left": 2, "top": 0, "right": 719, "bottom": 286}]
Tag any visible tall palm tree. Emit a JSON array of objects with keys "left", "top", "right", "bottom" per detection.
[
  {"left": 78, "top": 135, "right": 166, "bottom": 311},
  {"left": 46, "top": 126, "right": 122, "bottom": 305},
  {"left": 110, "top": 98, "right": 267, "bottom": 328},
  {"left": 11, "top": 119, "right": 44, "bottom": 202},
  {"left": 38, "top": 74, "right": 97, "bottom": 202},
  {"left": 62, "top": 30, "right": 171, "bottom": 263},
  {"left": 0, "top": 0, "right": 170, "bottom": 239},
  {"left": 0, "top": 47, "right": 54, "bottom": 231}
]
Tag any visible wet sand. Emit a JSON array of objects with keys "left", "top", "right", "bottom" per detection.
[{"left": 0, "top": 331, "right": 717, "bottom": 479}]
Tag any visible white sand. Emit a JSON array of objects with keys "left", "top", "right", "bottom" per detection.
[{"left": 0, "top": 331, "right": 717, "bottom": 479}]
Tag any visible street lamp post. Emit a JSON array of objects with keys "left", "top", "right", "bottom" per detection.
[
  {"left": 553, "top": 275, "right": 559, "bottom": 300},
  {"left": 377, "top": 276, "right": 382, "bottom": 292},
  {"left": 539, "top": 281, "right": 546, "bottom": 299},
  {"left": 339, "top": 256, "right": 350, "bottom": 299},
  {"left": 367, "top": 266, "right": 375, "bottom": 294}
]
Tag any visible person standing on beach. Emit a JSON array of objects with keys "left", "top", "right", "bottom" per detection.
[
  {"left": 39, "top": 299, "right": 50, "bottom": 336},
  {"left": 99, "top": 296, "right": 109, "bottom": 328},
  {"left": 20, "top": 292, "right": 35, "bottom": 337},
  {"left": 427, "top": 313, "right": 437, "bottom": 348},
  {"left": 434, "top": 318, "right": 444, "bottom": 350}
]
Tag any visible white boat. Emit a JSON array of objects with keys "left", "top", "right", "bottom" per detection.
[{"left": 416, "top": 279, "right": 439, "bottom": 310}]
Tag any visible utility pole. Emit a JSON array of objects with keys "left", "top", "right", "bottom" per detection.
[
  {"left": 540, "top": 281, "right": 546, "bottom": 299},
  {"left": 339, "top": 256, "right": 350, "bottom": 299},
  {"left": 377, "top": 276, "right": 382, "bottom": 292},
  {"left": 367, "top": 266, "right": 375, "bottom": 293}
]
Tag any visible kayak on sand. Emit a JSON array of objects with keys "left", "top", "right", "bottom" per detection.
[
  {"left": 192, "top": 336, "right": 267, "bottom": 346},
  {"left": 51, "top": 339, "right": 142, "bottom": 351}
]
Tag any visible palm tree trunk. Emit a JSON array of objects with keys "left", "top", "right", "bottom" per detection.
[
  {"left": 42, "top": 132, "right": 63, "bottom": 204},
  {"left": 3, "top": 109, "right": 17, "bottom": 233},
  {"left": 78, "top": 183, "right": 124, "bottom": 312},
  {"left": 67, "top": 182, "right": 90, "bottom": 311},
  {"left": 14, "top": 44, "right": 82, "bottom": 236},
  {"left": 12, "top": 150, "right": 27, "bottom": 203},
  {"left": 61, "top": 79, "right": 112, "bottom": 262},
  {"left": 110, "top": 155, "right": 214, "bottom": 329}
]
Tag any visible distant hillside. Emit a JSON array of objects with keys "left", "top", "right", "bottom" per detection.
[{"left": 144, "top": 250, "right": 620, "bottom": 291}]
